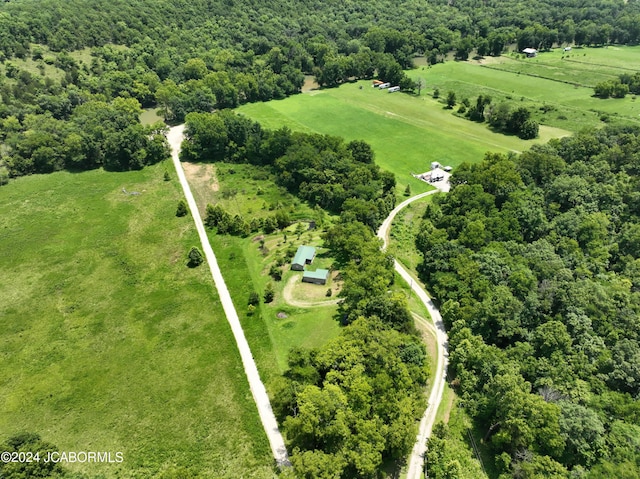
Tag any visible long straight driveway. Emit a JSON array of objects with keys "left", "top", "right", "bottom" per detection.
[{"left": 167, "top": 125, "right": 290, "bottom": 467}]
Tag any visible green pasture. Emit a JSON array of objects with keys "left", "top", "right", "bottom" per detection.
[
  {"left": 0, "top": 164, "right": 274, "bottom": 478},
  {"left": 411, "top": 46, "right": 640, "bottom": 131},
  {"left": 210, "top": 163, "right": 318, "bottom": 222},
  {"left": 237, "top": 81, "right": 562, "bottom": 195}
]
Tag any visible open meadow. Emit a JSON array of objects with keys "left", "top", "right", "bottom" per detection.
[
  {"left": 411, "top": 45, "right": 640, "bottom": 132},
  {"left": 0, "top": 163, "right": 274, "bottom": 478},
  {"left": 236, "top": 81, "right": 567, "bottom": 196}
]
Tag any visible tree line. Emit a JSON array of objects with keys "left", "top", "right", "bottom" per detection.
[
  {"left": 417, "top": 125, "right": 640, "bottom": 478},
  {"left": 182, "top": 110, "right": 396, "bottom": 227},
  {"left": 594, "top": 72, "right": 640, "bottom": 99}
]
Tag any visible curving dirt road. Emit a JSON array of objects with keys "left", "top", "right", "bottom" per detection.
[
  {"left": 377, "top": 190, "right": 449, "bottom": 479},
  {"left": 282, "top": 274, "right": 340, "bottom": 308},
  {"left": 167, "top": 125, "right": 290, "bottom": 467}
]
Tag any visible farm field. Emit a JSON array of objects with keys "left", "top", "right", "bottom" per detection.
[
  {"left": 0, "top": 163, "right": 274, "bottom": 478},
  {"left": 237, "top": 79, "right": 570, "bottom": 195},
  {"left": 411, "top": 45, "right": 640, "bottom": 132}
]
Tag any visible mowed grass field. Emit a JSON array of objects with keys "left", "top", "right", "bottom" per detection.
[
  {"left": 411, "top": 45, "right": 640, "bottom": 131},
  {"left": 0, "top": 163, "right": 274, "bottom": 478},
  {"left": 236, "top": 78, "right": 570, "bottom": 195}
]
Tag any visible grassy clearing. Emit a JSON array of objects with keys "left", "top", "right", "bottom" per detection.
[
  {"left": 0, "top": 45, "right": 64, "bottom": 82},
  {"left": 192, "top": 162, "right": 319, "bottom": 223},
  {"left": 413, "top": 46, "right": 640, "bottom": 132},
  {"left": 236, "top": 80, "right": 560, "bottom": 196},
  {"left": 140, "top": 107, "right": 164, "bottom": 126},
  {"left": 434, "top": 395, "right": 490, "bottom": 479},
  {"left": 0, "top": 164, "right": 274, "bottom": 478},
  {"left": 389, "top": 195, "right": 434, "bottom": 273},
  {"left": 206, "top": 229, "right": 341, "bottom": 375}
]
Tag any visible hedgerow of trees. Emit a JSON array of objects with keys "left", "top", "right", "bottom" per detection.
[{"left": 417, "top": 125, "right": 640, "bottom": 478}]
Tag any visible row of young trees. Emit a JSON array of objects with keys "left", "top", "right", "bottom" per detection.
[{"left": 417, "top": 126, "right": 640, "bottom": 478}]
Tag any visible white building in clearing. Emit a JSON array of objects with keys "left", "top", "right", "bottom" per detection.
[{"left": 522, "top": 48, "right": 538, "bottom": 57}]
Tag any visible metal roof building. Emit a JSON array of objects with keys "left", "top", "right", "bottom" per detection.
[
  {"left": 291, "top": 245, "right": 316, "bottom": 271},
  {"left": 302, "top": 269, "right": 329, "bottom": 285}
]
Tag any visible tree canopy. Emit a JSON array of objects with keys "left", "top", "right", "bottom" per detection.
[{"left": 417, "top": 125, "right": 640, "bottom": 477}]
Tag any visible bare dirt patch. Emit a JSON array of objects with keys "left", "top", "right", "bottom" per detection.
[
  {"left": 182, "top": 162, "right": 219, "bottom": 214},
  {"left": 302, "top": 75, "right": 320, "bottom": 92},
  {"left": 472, "top": 55, "right": 506, "bottom": 66}
]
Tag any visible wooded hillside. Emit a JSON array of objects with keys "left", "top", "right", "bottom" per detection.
[{"left": 418, "top": 126, "right": 640, "bottom": 478}]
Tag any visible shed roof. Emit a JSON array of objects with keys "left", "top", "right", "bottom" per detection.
[
  {"left": 522, "top": 48, "right": 538, "bottom": 54},
  {"left": 303, "top": 268, "right": 329, "bottom": 280},
  {"left": 293, "top": 245, "right": 316, "bottom": 266}
]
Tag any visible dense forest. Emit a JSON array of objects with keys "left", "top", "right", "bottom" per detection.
[
  {"left": 418, "top": 126, "right": 640, "bottom": 478},
  {"left": 2, "top": 0, "right": 640, "bottom": 182}
]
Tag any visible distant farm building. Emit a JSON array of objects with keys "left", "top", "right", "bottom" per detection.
[
  {"left": 564, "top": 47, "right": 572, "bottom": 51},
  {"left": 302, "top": 269, "right": 329, "bottom": 285},
  {"left": 522, "top": 48, "right": 538, "bottom": 57},
  {"left": 292, "top": 245, "right": 316, "bottom": 271},
  {"left": 431, "top": 167, "right": 445, "bottom": 182},
  {"left": 372, "top": 80, "right": 384, "bottom": 86}
]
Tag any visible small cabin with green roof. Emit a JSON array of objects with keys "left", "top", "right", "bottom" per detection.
[
  {"left": 292, "top": 245, "right": 316, "bottom": 271},
  {"left": 302, "top": 268, "right": 329, "bottom": 285}
]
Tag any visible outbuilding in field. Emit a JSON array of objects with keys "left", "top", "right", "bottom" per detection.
[
  {"left": 292, "top": 245, "right": 316, "bottom": 271},
  {"left": 430, "top": 167, "right": 445, "bottom": 182},
  {"left": 522, "top": 48, "right": 538, "bottom": 57},
  {"left": 302, "top": 268, "right": 329, "bottom": 285}
]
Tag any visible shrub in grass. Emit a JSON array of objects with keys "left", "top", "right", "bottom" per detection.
[
  {"left": 176, "top": 199, "right": 188, "bottom": 217},
  {"left": 248, "top": 291, "right": 260, "bottom": 306},
  {"left": 264, "top": 283, "right": 275, "bottom": 303},
  {"left": 187, "top": 246, "right": 204, "bottom": 267},
  {"left": 270, "top": 264, "right": 282, "bottom": 281}
]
